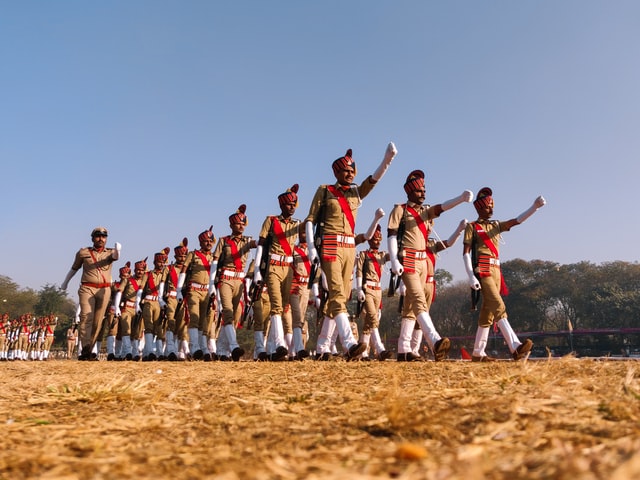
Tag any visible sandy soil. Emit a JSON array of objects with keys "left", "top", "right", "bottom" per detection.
[{"left": 0, "top": 357, "right": 639, "bottom": 480}]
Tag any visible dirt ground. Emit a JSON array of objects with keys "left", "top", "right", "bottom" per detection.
[{"left": 0, "top": 357, "right": 639, "bottom": 480}]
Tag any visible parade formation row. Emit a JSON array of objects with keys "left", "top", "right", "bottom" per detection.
[{"left": 54, "top": 142, "right": 546, "bottom": 363}]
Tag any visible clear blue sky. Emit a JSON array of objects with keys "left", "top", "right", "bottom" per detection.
[{"left": 1, "top": 1, "right": 638, "bottom": 300}]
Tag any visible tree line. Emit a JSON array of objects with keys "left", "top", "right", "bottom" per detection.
[{"left": 2, "top": 258, "right": 639, "bottom": 356}]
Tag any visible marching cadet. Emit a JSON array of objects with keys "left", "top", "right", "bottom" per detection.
[
  {"left": 463, "top": 187, "right": 546, "bottom": 361},
  {"left": 283, "top": 228, "right": 314, "bottom": 360},
  {"left": 61, "top": 226, "right": 121, "bottom": 360},
  {"left": 0, "top": 313, "right": 8, "bottom": 360},
  {"left": 388, "top": 170, "right": 473, "bottom": 361},
  {"left": 164, "top": 238, "right": 189, "bottom": 361},
  {"left": 139, "top": 248, "right": 170, "bottom": 361},
  {"left": 66, "top": 324, "right": 77, "bottom": 360},
  {"left": 254, "top": 185, "right": 301, "bottom": 362},
  {"left": 113, "top": 260, "right": 144, "bottom": 360},
  {"left": 177, "top": 226, "right": 217, "bottom": 361},
  {"left": 211, "top": 205, "right": 258, "bottom": 362},
  {"left": 17, "top": 314, "right": 30, "bottom": 360},
  {"left": 249, "top": 280, "right": 271, "bottom": 361},
  {"left": 40, "top": 314, "right": 57, "bottom": 361},
  {"left": 355, "top": 222, "right": 393, "bottom": 361},
  {"left": 305, "top": 143, "right": 397, "bottom": 361},
  {"left": 408, "top": 221, "right": 468, "bottom": 359},
  {"left": 102, "top": 271, "right": 127, "bottom": 361}
]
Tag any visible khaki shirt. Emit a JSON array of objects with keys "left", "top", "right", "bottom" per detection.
[
  {"left": 71, "top": 247, "right": 115, "bottom": 284},
  {"left": 356, "top": 250, "right": 389, "bottom": 283},
  {"left": 259, "top": 215, "right": 300, "bottom": 256},
  {"left": 305, "top": 178, "right": 377, "bottom": 236},
  {"left": 463, "top": 219, "right": 511, "bottom": 259},
  {"left": 387, "top": 202, "right": 441, "bottom": 252},
  {"left": 142, "top": 268, "right": 167, "bottom": 297},
  {"left": 120, "top": 275, "right": 145, "bottom": 302},
  {"left": 183, "top": 250, "right": 215, "bottom": 285},
  {"left": 213, "top": 236, "right": 255, "bottom": 271}
]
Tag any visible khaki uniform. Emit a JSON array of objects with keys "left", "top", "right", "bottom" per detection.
[
  {"left": 464, "top": 219, "right": 511, "bottom": 327},
  {"left": 141, "top": 268, "right": 168, "bottom": 338},
  {"left": 305, "top": 179, "right": 376, "bottom": 318},
  {"left": 183, "top": 249, "right": 216, "bottom": 337},
  {"left": 70, "top": 246, "right": 116, "bottom": 352},
  {"left": 356, "top": 249, "right": 389, "bottom": 332},
  {"left": 66, "top": 327, "right": 77, "bottom": 359},
  {"left": 258, "top": 215, "right": 299, "bottom": 317},
  {"left": 388, "top": 202, "right": 441, "bottom": 319},
  {"left": 213, "top": 235, "right": 255, "bottom": 327},
  {"left": 164, "top": 264, "right": 187, "bottom": 343}
]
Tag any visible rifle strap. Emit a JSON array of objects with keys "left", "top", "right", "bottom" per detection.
[{"left": 473, "top": 222, "right": 508, "bottom": 296}]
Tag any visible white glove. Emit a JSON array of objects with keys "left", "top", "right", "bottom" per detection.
[
  {"left": 113, "top": 291, "right": 122, "bottom": 317},
  {"left": 135, "top": 289, "right": 143, "bottom": 314},
  {"left": 208, "top": 261, "right": 218, "bottom": 296},
  {"left": 356, "top": 276, "right": 365, "bottom": 302},
  {"left": 176, "top": 272, "right": 186, "bottom": 301},
  {"left": 305, "top": 221, "right": 319, "bottom": 265},
  {"left": 60, "top": 269, "right": 77, "bottom": 291},
  {"left": 517, "top": 195, "right": 546, "bottom": 224},
  {"left": 364, "top": 208, "right": 386, "bottom": 240},
  {"left": 463, "top": 253, "right": 481, "bottom": 290},
  {"left": 446, "top": 219, "right": 467, "bottom": 246},
  {"left": 397, "top": 280, "right": 406, "bottom": 297},
  {"left": 387, "top": 235, "right": 404, "bottom": 276},
  {"left": 254, "top": 246, "right": 263, "bottom": 284},
  {"left": 112, "top": 242, "right": 122, "bottom": 260},
  {"left": 158, "top": 282, "right": 167, "bottom": 308},
  {"left": 372, "top": 142, "right": 397, "bottom": 181},
  {"left": 441, "top": 190, "right": 474, "bottom": 212}
]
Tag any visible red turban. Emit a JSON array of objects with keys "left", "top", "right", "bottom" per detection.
[
  {"left": 404, "top": 170, "right": 425, "bottom": 195},
  {"left": 473, "top": 187, "right": 493, "bottom": 211},
  {"left": 198, "top": 226, "right": 215, "bottom": 243},
  {"left": 332, "top": 149, "right": 356, "bottom": 177},
  {"left": 119, "top": 261, "right": 131, "bottom": 277},
  {"left": 229, "top": 204, "right": 248, "bottom": 225},
  {"left": 134, "top": 257, "right": 148, "bottom": 271},
  {"left": 174, "top": 237, "right": 188, "bottom": 256},
  {"left": 278, "top": 184, "right": 299, "bottom": 207},
  {"left": 154, "top": 247, "right": 170, "bottom": 264}
]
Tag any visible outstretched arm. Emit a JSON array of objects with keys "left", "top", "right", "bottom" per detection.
[{"left": 371, "top": 142, "right": 397, "bottom": 182}]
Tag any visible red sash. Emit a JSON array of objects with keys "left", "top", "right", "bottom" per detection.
[
  {"left": 366, "top": 251, "right": 382, "bottom": 280},
  {"left": 146, "top": 271, "right": 159, "bottom": 295},
  {"left": 474, "top": 223, "right": 508, "bottom": 295},
  {"left": 168, "top": 265, "right": 178, "bottom": 288},
  {"left": 406, "top": 205, "right": 430, "bottom": 243},
  {"left": 271, "top": 216, "right": 294, "bottom": 257},
  {"left": 327, "top": 185, "right": 355, "bottom": 233},
  {"left": 193, "top": 250, "right": 212, "bottom": 274},
  {"left": 225, "top": 237, "right": 244, "bottom": 271},
  {"left": 129, "top": 278, "right": 141, "bottom": 292},
  {"left": 426, "top": 249, "right": 437, "bottom": 301},
  {"left": 294, "top": 246, "right": 311, "bottom": 276}
]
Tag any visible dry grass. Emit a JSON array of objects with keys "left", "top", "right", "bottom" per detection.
[{"left": 1, "top": 357, "right": 639, "bottom": 479}]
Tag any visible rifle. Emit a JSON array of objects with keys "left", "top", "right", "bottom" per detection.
[
  {"left": 470, "top": 223, "right": 481, "bottom": 311},
  {"left": 241, "top": 279, "right": 263, "bottom": 329},
  {"left": 308, "top": 187, "right": 327, "bottom": 289},
  {"left": 131, "top": 308, "right": 143, "bottom": 335},
  {"left": 388, "top": 205, "right": 407, "bottom": 297},
  {"left": 356, "top": 286, "right": 365, "bottom": 318},
  {"left": 398, "top": 292, "right": 404, "bottom": 313}
]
